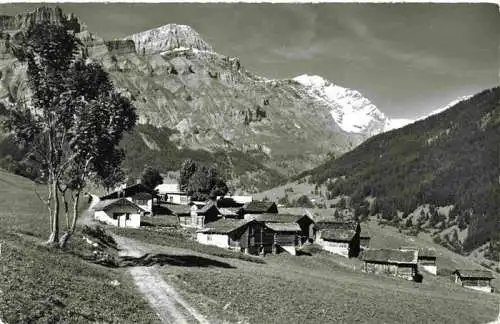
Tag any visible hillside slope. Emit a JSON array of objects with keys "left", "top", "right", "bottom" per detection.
[{"left": 307, "top": 87, "right": 500, "bottom": 253}]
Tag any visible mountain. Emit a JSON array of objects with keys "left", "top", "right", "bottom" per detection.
[
  {"left": 0, "top": 7, "right": 398, "bottom": 191},
  {"left": 305, "top": 87, "right": 500, "bottom": 255}
]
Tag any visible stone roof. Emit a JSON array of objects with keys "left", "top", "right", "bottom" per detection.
[
  {"left": 252, "top": 213, "right": 305, "bottom": 223},
  {"left": 320, "top": 229, "right": 357, "bottom": 242},
  {"left": 454, "top": 269, "right": 494, "bottom": 279},
  {"left": 93, "top": 198, "right": 145, "bottom": 212},
  {"left": 265, "top": 222, "right": 301, "bottom": 232},
  {"left": 400, "top": 247, "right": 436, "bottom": 259},
  {"left": 166, "top": 204, "right": 191, "bottom": 216},
  {"left": 197, "top": 219, "right": 253, "bottom": 234},
  {"left": 361, "top": 249, "right": 418, "bottom": 264},
  {"left": 315, "top": 220, "right": 358, "bottom": 231}
]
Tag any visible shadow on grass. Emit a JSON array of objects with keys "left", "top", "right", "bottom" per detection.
[{"left": 118, "top": 253, "right": 236, "bottom": 269}]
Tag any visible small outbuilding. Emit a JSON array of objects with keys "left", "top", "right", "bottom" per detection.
[
  {"left": 453, "top": 269, "right": 494, "bottom": 293},
  {"left": 315, "top": 221, "right": 361, "bottom": 258},
  {"left": 93, "top": 198, "right": 144, "bottom": 228},
  {"left": 360, "top": 229, "right": 371, "bottom": 250},
  {"left": 264, "top": 222, "right": 301, "bottom": 255},
  {"left": 401, "top": 247, "right": 437, "bottom": 275},
  {"left": 155, "top": 183, "right": 190, "bottom": 205},
  {"left": 361, "top": 248, "right": 419, "bottom": 281}
]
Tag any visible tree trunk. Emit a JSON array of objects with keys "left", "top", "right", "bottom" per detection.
[
  {"left": 59, "top": 191, "right": 81, "bottom": 249},
  {"left": 47, "top": 180, "right": 60, "bottom": 245}
]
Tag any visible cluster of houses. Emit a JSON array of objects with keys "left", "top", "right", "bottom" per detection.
[{"left": 90, "top": 181, "right": 495, "bottom": 293}]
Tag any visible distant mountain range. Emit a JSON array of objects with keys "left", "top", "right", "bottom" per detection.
[{"left": 0, "top": 7, "right": 474, "bottom": 193}]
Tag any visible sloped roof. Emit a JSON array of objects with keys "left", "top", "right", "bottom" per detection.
[
  {"left": 166, "top": 204, "right": 191, "bottom": 216},
  {"left": 400, "top": 247, "right": 436, "bottom": 259},
  {"left": 197, "top": 219, "right": 253, "bottom": 234},
  {"left": 454, "top": 269, "right": 494, "bottom": 279},
  {"left": 321, "top": 229, "right": 357, "bottom": 242},
  {"left": 361, "top": 249, "right": 418, "bottom": 264},
  {"left": 252, "top": 213, "right": 304, "bottom": 223},
  {"left": 265, "top": 222, "right": 301, "bottom": 232},
  {"left": 315, "top": 220, "right": 358, "bottom": 231},
  {"left": 243, "top": 201, "right": 277, "bottom": 213},
  {"left": 198, "top": 201, "right": 219, "bottom": 214},
  {"left": 93, "top": 198, "right": 145, "bottom": 212},
  {"left": 100, "top": 183, "right": 158, "bottom": 200}
]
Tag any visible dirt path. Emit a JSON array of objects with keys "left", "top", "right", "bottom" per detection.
[{"left": 113, "top": 235, "right": 211, "bottom": 324}]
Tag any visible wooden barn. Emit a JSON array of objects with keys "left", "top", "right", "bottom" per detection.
[
  {"left": 401, "top": 247, "right": 437, "bottom": 275},
  {"left": 361, "top": 249, "right": 419, "bottom": 281},
  {"left": 264, "top": 222, "right": 301, "bottom": 255},
  {"left": 315, "top": 221, "right": 361, "bottom": 258},
  {"left": 93, "top": 198, "right": 144, "bottom": 228},
  {"left": 196, "top": 219, "right": 271, "bottom": 255},
  {"left": 453, "top": 269, "right": 494, "bottom": 293},
  {"left": 242, "top": 201, "right": 278, "bottom": 216},
  {"left": 251, "top": 213, "right": 315, "bottom": 244}
]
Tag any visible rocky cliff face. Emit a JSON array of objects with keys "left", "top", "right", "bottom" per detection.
[
  {"left": 0, "top": 7, "right": 395, "bottom": 185},
  {"left": 125, "top": 24, "right": 214, "bottom": 55}
]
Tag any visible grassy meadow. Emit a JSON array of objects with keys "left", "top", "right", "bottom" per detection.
[
  {"left": 0, "top": 170, "right": 158, "bottom": 323},
  {"left": 119, "top": 215, "right": 500, "bottom": 324}
]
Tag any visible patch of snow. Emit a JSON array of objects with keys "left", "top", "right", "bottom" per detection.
[{"left": 294, "top": 74, "right": 388, "bottom": 135}]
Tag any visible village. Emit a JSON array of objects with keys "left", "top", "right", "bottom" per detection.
[{"left": 90, "top": 180, "right": 496, "bottom": 294}]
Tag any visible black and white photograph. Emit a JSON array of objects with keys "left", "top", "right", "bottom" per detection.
[{"left": 0, "top": 2, "right": 499, "bottom": 323}]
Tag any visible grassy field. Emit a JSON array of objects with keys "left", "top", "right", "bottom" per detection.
[
  {"left": 119, "top": 212, "right": 500, "bottom": 323},
  {"left": 0, "top": 169, "right": 158, "bottom": 323}
]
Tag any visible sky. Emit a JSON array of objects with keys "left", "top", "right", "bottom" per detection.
[{"left": 1, "top": 3, "right": 499, "bottom": 119}]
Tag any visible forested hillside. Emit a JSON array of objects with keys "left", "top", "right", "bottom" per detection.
[{"left": 307, "top": 87, "right": 500, "bottom": 253}]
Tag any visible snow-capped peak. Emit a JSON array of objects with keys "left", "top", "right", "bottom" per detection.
[
  {"left": 294, "top": 74, "right": 388, "bottom": 135},
  {"left": 125, "top": 24, "right": 214, "bottom": 55}
]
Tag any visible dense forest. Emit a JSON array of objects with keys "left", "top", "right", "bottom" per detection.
[{"left": 306, "top": 87, "right": 500, "bottom": 253}]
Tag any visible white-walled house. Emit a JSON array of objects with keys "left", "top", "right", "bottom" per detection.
[
  {"left": 92, "top": 198, "right": 144, "bottom": 228},
  {"left": 156, "top": 183, "right": 190, "bottom": 205}
]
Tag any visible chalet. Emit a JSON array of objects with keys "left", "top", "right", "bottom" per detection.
[
  {"left": 361, "top": 249, "right": 419, "bottom": 281},
  {"left": 100, "top": 183, "right": 159, "bottom": 215},
  {"left": 360, "top": 229, "right": 371, "bottom": 249},
  {"left": 242, "top": 201, "right": 278, "bottom": 215},
  {"left": 196, "top": 219, "right": 270, "bottom": 255},
  {"left": 93, "top": 198, "right": 144, "bottom": 228},
  {"left": 155, "top": 183, "right": 190, "bottom": 205},
  {"left": 401, "top": 247, "right": 437, "bottom": 275},
  {"left": 315, "top": 221, "right": 361, "bottom": 258},
  {"left": 453, "top": 270, "right": 494, "bottom": 293},
  {"left": 250, "top": 213, "right": 315, "bottom": 244}
]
